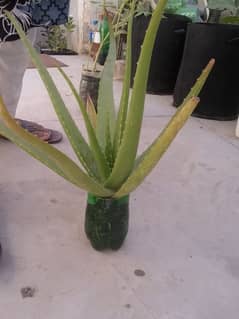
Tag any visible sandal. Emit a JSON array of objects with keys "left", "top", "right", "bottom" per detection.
[
  {"left": 15, "top": 119, "right": 63, "bottom": 144},
  {"left": 46, "top": 130, "right": 63, "bottom": 144}
]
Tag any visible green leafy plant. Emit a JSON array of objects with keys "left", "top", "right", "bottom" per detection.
[
  {"left": 0, "top": 0, "right": 214, "bottom": 197},
  {"left": 46, "top": 25, "right": 67, "bottom": 52},
  {"left": 40, "top": 16, "right": 76, "bottom": 52},
  {"left": 135, "top": 0, "right": 154, "bottom": 16},
  {"left": 65, "top": 16, "right": 77, "bottom": 33}
]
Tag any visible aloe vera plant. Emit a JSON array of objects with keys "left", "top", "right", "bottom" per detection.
[{"left": 0, "top": 0, "right": 214, "bottom": 250}]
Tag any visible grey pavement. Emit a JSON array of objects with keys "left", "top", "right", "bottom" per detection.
[{"left": 0, "top": 54, "right": 238, "bottom": 319}]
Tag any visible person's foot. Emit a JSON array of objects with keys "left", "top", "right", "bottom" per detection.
[{"left": 15, "top": 119, "right": 63, "bottom": 144}]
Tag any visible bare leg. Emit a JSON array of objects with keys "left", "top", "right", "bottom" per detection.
[
  {"left": 0, "top": 29, "right": 37, "bottom": 116},
  {"left": 0, "top": 29, "right": 62, "bottom": 144}
]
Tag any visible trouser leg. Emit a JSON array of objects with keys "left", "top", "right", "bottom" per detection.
[{"left": 0, "top": 29, "right": 37, "bottom": 117}]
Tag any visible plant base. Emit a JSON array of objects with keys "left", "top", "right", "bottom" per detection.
[
  {"left": 79, "top": 69, "right": 101, "bottom": 111},
  {"left": 85, "top": 194, "right": 129, "bottom": 251}
]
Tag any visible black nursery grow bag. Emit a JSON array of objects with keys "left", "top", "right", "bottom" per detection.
[
  {"left": 131, "top": 13, "right": 191, "bottom": 94},
  {"left": 173, "top": 23, "right": 239, "bottom": 120}
]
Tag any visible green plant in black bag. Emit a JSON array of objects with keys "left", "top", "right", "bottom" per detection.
[
  {"left": 0, "top": 0, "right": 214, "bottom": 250},
  {"left": 40, "top": 16, "right": 76, "bottom": 53}
]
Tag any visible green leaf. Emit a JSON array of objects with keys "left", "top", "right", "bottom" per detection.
[
  {"left": 220, "top": 16, "right": 239, "bottom": 24},
  {"left": 114, "top": 58, "right": 215, "bottom": 197},
  {"left": 113, "top": 0, "right": 135, "bottom": 157},
  {"left": 0, "top": 98, "right": 113, "bottom": 197},
  {"left": 114, "top": 97, "right": 200, "bottom": 198},
  {"left": 96, "top": 20, "right": 117, "bottom": 151},
  {"left": 104, "top": 119, "right": 114, "bottom": 170},
  {"left": 105, "top": 0, "right": 169, "bottom": 190},
  {"left": 177, "top": 59, "right": 215, "bottom": 107},
  {"left": 58, "top": 67, "right": 110, "bottom": 180},
  {"left": 86, "top": 95, "right": 97, "bottom": 130},
  {"left": 7, "top": 11, "right": 100, "bottom": 181}
]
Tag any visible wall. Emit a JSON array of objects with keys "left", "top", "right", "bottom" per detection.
[
  {"left": 69, "top": 0, "right": 84, "bottom": 53},
  {"left": 69, "top": 0, "right": 119, "bottom": 53},
  {"left": 69, "top": 0, "right": 99, "bottom": 53}
]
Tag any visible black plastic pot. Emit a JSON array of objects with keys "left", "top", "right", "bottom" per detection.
[
  {"left": 85, "top": 194, "right": 129, "bottom": 251},
  {"left": 131, "top": 14, "right": 191, "bottom": 94},
  {"left": 79, "top": 69, "right": 101, "bottom": 111},
  {"left": 173, "top": 23, "right": 239, "bottom": 120}
]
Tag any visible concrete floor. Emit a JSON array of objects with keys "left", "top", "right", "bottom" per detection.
[{"left": 0, "top": 54, "right": 239, "bottom": 319}]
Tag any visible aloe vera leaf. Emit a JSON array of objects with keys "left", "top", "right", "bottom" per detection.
[
  {"left": 114, "top": 97, "right": 200, "bottom": 198},
  {"left": 135, "top": 59, "right": 215, "bottom": 167},
  {"left": 104, "top": 118, "right": 114, "bottom": 170},
  {"left": 58, "top": 67, "right": 110, "bottom": 180},
  {"left": 105, "top": 0, "right": 169, "bottom": 190},
  {"left": 7, "top": 12, "right": 100, "bottom": 180},
  {"left": 113, "top": 0, "right": 135, "bottom": 157},
  {"left": 0, "top": 98, "right": 113, "bottom": 197},
  {"left": 86, "top": 95, "right": 97, "bottom": 130},
  {"left": 115, "top": 59, "right": 215, "bottom": 197},
  {"left": 96, "top": 21, "right": 117, "bottom": 150},
  {"left": 182, "top": 59, "right": 216, "bottom": 105}
]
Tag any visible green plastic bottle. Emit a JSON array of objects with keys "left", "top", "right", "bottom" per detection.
[{"left": 98, "top": 15, "right": 110, "bottom": 65}]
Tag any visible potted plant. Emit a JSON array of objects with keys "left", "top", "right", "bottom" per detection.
[
  {"left": 173, "top": 0, "right": 239, "bottom": 120},
  {"left": 79, "top": 10, "right": 110, "bottom": 110},
  {"left": 79, "top": 0, "right": 131, "bottom": 110},
  {"left": 79, "top": 63, "right": 102, "bottom": 111},
  {"left": 39, "top": 16, "right": 78, "bottom": 55},
  {"left": 0, "top": 1, "right": 214, "bottom": 251}
]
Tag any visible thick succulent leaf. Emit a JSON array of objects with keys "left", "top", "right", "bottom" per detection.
[
  {"left": 105, "top": 0, "right": 169, "bottom": 190},
  {"left": 104, "top": 119, "right": 114, "bottom": 170},
  {"left": 220, "top": 16, "right": 239, "bottom": 24},
  {"left": 86, "top": 95, "right": 97, "bottom": 130},
  {"left": 7, "top": 12, "right": 100, "bottom": 180},
  {"left": 0, "top": 98, "right": 113, "bottom": 197},
  {"left": 114, "top": 97, "right": 200, "bottom": 198},
  {"left": 181, "top": 59, "right": 215, "bottom": 105},
  {"left": 114, "top": 59, "right": 215, "bottom": 197},
  {"left": 58, "top": 67, "right": 110, "bottom": 180},
  {"left": 96, "top": 21, "right": 116, "bottom": 150},
  {"left": 113, "top": 0, "right": 134, "bottom": 157}
]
